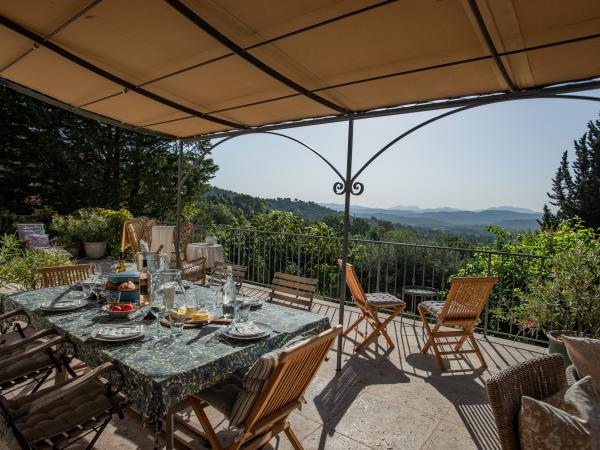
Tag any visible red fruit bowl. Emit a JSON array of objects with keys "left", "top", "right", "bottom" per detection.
[{"left": 103, "top": 303, "right": 137, "bottom": 319}]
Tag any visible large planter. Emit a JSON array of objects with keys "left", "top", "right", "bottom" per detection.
[
  {"left": 84, "top": 241, "right": 107, "bottom": 259},
  {"left": 64, "top": 245, "right": 80, "bottom": 258},
  {"left": 548, "top": 330, "right": 572, "bottom": 365}
]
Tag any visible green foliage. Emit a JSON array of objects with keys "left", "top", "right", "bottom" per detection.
[
  {"left": 542, "top": 113, "right": 600, "bottom": 229},
  {"left": 0, "top": 234, "right": 73, "bottom": 290},
  {"left": 92, "top": 208, "right": 133, "bottom": 256},
  {"left": 0, "top": 85, "right": 217, "bottom": 219},
  {"left": 50, "top": 214, "right": 80, "bottom": 246},
  {"left": 508, "top": 220, "right": 600, "bottom": 338},
  {"left": 71, "top": 210, "right": 110, "bottom": 243}
]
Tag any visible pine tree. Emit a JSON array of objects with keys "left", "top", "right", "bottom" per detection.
[{"left": 542, "top": 113, "right": 600, "bottom": 229}]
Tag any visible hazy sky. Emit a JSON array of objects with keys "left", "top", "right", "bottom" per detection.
[{"left": 208, "top": 90, "right": 600, "bottom": 212}]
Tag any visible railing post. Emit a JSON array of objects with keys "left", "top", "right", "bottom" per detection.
[{"left": 483, "top": 252, "right": 492, "bottom": 337}]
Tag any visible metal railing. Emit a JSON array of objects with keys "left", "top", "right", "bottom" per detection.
[{"left": 193, "top": 225, "right": 548, "bottom": 345}]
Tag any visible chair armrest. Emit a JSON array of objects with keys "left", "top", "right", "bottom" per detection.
[
  {"left": 0, "top": 328, "right": 53, "bottom": 355},
  {"left": 0, "top": 335, "right": 65, "bottom": 368},
  {"left": 25, "top": 362, "right": 114, "bottom": 415},
  {"left": 0, "top": 308, "right": 29, "bottom": 323}
]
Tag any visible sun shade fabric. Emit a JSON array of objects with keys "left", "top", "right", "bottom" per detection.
[{"left": 0, "top": 0, "right": 599, "bottom": 138}]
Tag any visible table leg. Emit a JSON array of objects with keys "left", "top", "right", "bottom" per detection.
[{"left": 165, "top": 408, "right": 175, "bottom": 450}]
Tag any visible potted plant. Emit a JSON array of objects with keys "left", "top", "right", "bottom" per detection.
[
  {"left": 511, "top": 224, "right": 600, "bottom": 362},
  {"left": 75, "top": 211, "right": 110, "bottom": 259},
  {"left": 50, "top": 214, "right": 81, "bottom": 257}
]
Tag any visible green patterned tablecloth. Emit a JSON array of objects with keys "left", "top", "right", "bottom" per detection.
[{"left": 1, "top": 286, "right": 329, "bottom": 430}]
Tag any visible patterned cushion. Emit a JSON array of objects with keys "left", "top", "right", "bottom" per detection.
[
  {"left": 519, "top": 376, "right": 600, "bottom": 449},
  {"left": 2, "top": 379, "right": 112, "bottom": 448},
  {"left": 227, "top": 334, "right": 307, "bottom": 428},
  {"left": 562, "top": 336, "right": 600, "bottom": 389},
  {"left": 365, "top": 292, "right": 405, "bottom": 308},
  {"left": 420, "top": 300, "right": 446, "bottom": 316}
]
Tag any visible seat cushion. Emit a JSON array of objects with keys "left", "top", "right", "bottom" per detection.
[
  {"left": 562, "top": 336, "right": 600, "bottom": 389},
  {"left": 519, "top": 375, "right": 600, "bottom": 449},
  {"left": 0, "top": 342, "right": 55, "bottom": 386},
  {"left": 366, "top": 293, "right": 406, "bottom": 308},
  {"left": 195, "top": 370, "right": 245, "bottom": 417},
  {"left": 3, "top": 380, "right": 112, "bottom": 448},
  {"left": 420, "top": 300, "right": 445, "bottom": 317}
]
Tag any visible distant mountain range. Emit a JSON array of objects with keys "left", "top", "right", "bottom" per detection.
[{"left": 318, "top": 203, "right": 542, "bottom": 232}]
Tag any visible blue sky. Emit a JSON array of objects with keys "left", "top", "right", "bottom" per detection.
[{"left": 208, "top": 91, "right": 600, "bottom": 212}]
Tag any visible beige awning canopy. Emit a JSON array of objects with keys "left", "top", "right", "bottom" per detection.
[{"left": 1, "top": 0, "right": 599, "bottom": 139}]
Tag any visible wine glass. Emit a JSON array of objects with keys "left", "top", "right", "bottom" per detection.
[
  {"left": 149, "top": 304, "right": 164, "bottom": 340},
  {"left": 153, "top": 269, "right": 186, "bottom": 340}
]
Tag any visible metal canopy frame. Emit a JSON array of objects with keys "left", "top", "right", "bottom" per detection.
[
  {"left": 175, "top": 90, "right": 600, "bottom": 370},
  {"left": 1, "top": 0, "right": 600, "bottom": 372}
]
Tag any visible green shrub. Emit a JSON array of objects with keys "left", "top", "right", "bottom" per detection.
[
  {"left": 50, "top": 214, "right": 81, "bottom": 246},
  {"left": 93, "top": 208, "right": 133, "bottom": 257},
  {"left": 0, "top": 234, "right": 73, "bottom": 290}
]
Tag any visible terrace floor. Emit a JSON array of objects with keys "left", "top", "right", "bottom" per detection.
[{"left": 1, "top": 277, "right": 546, "bottom": 450}]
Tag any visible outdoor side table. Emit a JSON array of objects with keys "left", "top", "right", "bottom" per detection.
[{"left": 402, "top": 286, "right": 439, "bottom": 317}]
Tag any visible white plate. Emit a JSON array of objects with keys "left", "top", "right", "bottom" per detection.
[
  {"left": 222, "top": 322, "right": 272, "bottom": 340},
  {"left": 40, "top": 299, "right": 87, "bottom": 312},
  {"left": 91, "top": 325, "right": 144, "bottom": 342}
]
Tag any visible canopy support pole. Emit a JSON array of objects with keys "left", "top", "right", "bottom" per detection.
[
  {"left": 175, "top": 140, "right": 183, "bottom": 269},
  {"left": 337, "top": 118, "right": 354, "bottom": 371}
]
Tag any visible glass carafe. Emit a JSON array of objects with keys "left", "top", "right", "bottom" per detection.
[{"left": 152, "top": 269, "right": 187, "bottom": 337}]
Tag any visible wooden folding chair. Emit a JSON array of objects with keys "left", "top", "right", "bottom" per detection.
[
  {"left": 190, "top": 326, "right": 342, "bottom": 450},
  {"left": 338, "top": 260, "right": 406, "bottom": 352},
  {"left": 38, "top": 264, "right": 96, "bottom": 288},
  {"left": 268, "top": 272, "right": 317, "bottom": 310},
  {"left": 418, "top": 276, "right": 497, "bottom": 370},
  {"left": 212, "top": 261, "right": 247, "bottom": 290}
]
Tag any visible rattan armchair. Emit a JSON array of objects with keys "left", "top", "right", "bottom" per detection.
[
  {"left": 0, "top": 362, "right": 125, "bottom": 450},
  {"left": 486, "top": 354, "right": 567, "bottom": 450}
]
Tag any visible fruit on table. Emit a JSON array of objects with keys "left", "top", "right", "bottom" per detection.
[
  {"left": 121, "top": 304, "right": 135, "bottom": 311},
  {"left": 109, "top": 305, "right": 122, "bottom": 312}
]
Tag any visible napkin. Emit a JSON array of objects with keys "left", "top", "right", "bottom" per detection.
[
  {"left": 97, "top": 325, "right": 143, "bottom": 339},
  {"left": 231, "top": 322, "right": 264, "bottom": 336}
]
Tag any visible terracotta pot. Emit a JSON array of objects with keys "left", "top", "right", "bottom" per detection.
[
  {"left": 547, "top": 330, "right": 572, "bottom": 365},
  {"left": 84, "top": 242, "right": 107, "bottom": 259}
]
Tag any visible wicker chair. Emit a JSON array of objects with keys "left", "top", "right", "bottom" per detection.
[
  {"left": 268, "top": 272, "right": 318, "bottom": 311},
  {"left": 486, "top": 354, "right": 567, "bottom": 450},
  {"left": 0, "top": 361, "right": 124, "bottom": 450},
  {"left": 38, "top": 264, "right": 96, "bottom": 288},
  {"left": 191, "top": 326, "right": 342, "bottom": 450},
  {"left": 418, "top": 276, "right": 497, "bottom": 370},
  {"left": 181, "top": 256, "right": 207, "bottom": 283},
  {"left": 338, "top": 260, "right": 406, "bottom": 352}
]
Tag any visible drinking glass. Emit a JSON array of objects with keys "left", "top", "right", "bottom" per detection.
[
  {"left": 208, "top": 278, "right": 223, "bottom": 312},
  {"left": 104, "top": 290, "right": 121, "bottom": 309},
  {"left": 149, "top": 305, "right": 164, "bottom": 339},
  {"left": 153, "top": 269, "right": 186, "bottom": 339},
  {"left": 236, "top": 293, "right": 250, "bottom": 322}
]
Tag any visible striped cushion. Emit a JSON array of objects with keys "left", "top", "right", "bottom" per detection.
[{"left": 228, "top": 335, "right": 306, "bottom": 428}]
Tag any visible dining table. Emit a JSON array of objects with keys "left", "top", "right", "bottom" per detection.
[{"left": 0, "top": 284, "right": 330, "bottom": 449}]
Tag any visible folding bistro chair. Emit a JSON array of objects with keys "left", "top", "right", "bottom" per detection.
[
  {"left": 0, "top": 309, "right": 38, "bottom": 350},
  {"left": 38, "top": 264, "right": 96, "bottom": 288},
  {"left": 190, "top": 326, "right": 342, "bottom": 450},
  {"left": 418, "top": 276, "right": 497, "bottom": 370},
  {"left": 0, "top": 361, "right": 125, "bottom": 450},
  {"left": 212, "top": 262, "right": 247, "bottom": 290},
  {"left": 338, "top": 260, "right": 406, "bottom": 352},
  {"left": 268, "top": 272, "right": 318, "bottom": 311}
]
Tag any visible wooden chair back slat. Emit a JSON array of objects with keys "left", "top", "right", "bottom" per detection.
[
  {"left": 243, "top": 326, "right": 342, "bottom": 433},
  {"left": 337, "top": 260, "right": 367, "bottom": 310},
  {"left": 269, "top": 272, "right": 317, "bottom": 310},
  {"left": 38, "top": 264, "right": 95, "bottom": 288},
  {"left": 212, "top": 262, "right": 247, "bottom": 289},
  {"left": 440, "top": 277, "right": 497, "bottom": 322}
]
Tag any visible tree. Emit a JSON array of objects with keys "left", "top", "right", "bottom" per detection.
[
  {"left": 542, "top": 113, "right": 600, "bottom": 229},
  {"left": 0, "top": 85, "right": 217, "bottom": 218}
]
